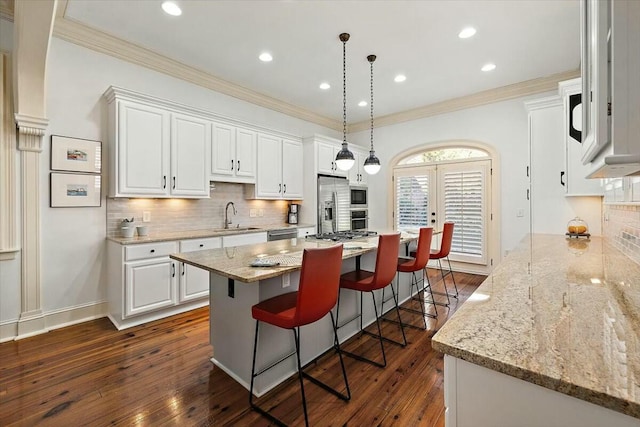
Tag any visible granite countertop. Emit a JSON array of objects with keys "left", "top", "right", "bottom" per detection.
[
  {"left": 432, "top": 234, "right": 640, "bottom": 419},
  {"left": 170, "top": 231, "right": 418, "bottom": 283},
  {"left": 107, "top": 223, "right": 315, "bottom": 245}
]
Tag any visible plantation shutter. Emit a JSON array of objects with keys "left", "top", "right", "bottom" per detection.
[
  {"left": 440, "top": 162, "right": 488, "bottom": 263},
  {"left": 394, "top": 167, "right": 435, "bottom": 232}
]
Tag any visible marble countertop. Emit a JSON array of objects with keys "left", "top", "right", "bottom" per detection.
[
  {"left": 170, "top": 232, "right": 418, "bottom": 283},
  {"left": 107, "top": 223, "right": 315, "bottom": 245},
  {"left": 432, "top": 234, "right": 640, "bottom": 419}
]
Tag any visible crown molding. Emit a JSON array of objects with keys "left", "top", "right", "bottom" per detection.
[
  {"left": 52, "top": 15, "right": 342, "bottom": 131},
  {"left": 523, "top": 95, "right": 562, "bottom": 111},
  {"left": 0, "top": 0, "right": 13, "bottom": 22},
  {"left": 348, "top": 69, "right": 580, "bottom": 133}
]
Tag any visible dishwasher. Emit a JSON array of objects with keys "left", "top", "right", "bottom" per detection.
[{"left": 267, "top": 228, "right": 298, "bottom": 241}]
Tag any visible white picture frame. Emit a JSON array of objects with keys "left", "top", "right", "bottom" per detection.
[
  {"left": 50, "top": 173, "right": 102, "bottom": 208},
  {"left": 51, "top": 135, "right": 102, "bottom": 173}
]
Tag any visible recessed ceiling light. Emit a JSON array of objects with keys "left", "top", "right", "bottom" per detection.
[
  {"left": 481, "top": 63, "right": 496, "bottom": 72},
  {"left": 394, "top": 74, "right": 407, "bottom": 83},
  {"left": 458, "top": 27, "right": 477, "bottom": 39},
  {"left": 319, "top": 82, "right": 331, "bottom": 90},
  {"left": 161, "top": 1, "right": 182, "bottom": 16},
  {"left": 358, "top": 101, "right": 367, "bottom": 107},
  {"left": 259, "top": 52, "right": 273, "bottom": 62}
]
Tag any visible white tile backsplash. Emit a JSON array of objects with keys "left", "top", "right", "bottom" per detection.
[
  {"left": 604, "top": 204, "right": 640, "bottom": 265},
  {"left": 106, "top": 182, "right": 293, "bottom": 237}
]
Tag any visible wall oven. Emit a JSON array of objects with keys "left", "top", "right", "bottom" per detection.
[
  {"left": 350, "top": 209, "right": 368, "bottom": 231},
  {"left": 350, "top": 186, "right": 367, "bottom": 208}
]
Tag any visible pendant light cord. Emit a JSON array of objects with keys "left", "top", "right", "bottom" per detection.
[
  {"left": 370, "top": 57, "right": 374, "bottom": 151},
  {"left": 343, "top": 37, "right": 347, "bottom": 145}
]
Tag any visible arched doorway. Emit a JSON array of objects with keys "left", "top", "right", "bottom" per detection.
[{"left": 390, "top": 142, "right": 500, "bottom": 275}]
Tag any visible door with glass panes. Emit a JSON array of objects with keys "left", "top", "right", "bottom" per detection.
[{"left": 394, "top": 159, "right": 490, "bottom": 267}]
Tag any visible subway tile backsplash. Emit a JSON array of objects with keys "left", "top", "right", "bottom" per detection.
[
  {"left": 106, "top": 182, "right": 291, "bottom": 237},
  {"left": 604, "top": 204, "right": 640, "bottom": 265}
]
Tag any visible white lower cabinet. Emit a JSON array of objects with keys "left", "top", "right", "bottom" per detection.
[
  {"left": 222, "top": 232, "right": 267, "bottom": 248},
  {"left": 178, "top": 237, "right": 222, "bottom": 303},
  {"left": 125, "top": 258, "right": 176, "bottom": 317},
  {"left": 108, "top": 240, "right": 208, "bottom": 330}
]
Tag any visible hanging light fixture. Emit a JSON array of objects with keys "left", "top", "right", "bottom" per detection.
[
  {"left": 364, "top": 54, "right": 381, "bottom": 175},
  {"left": 335, "top": 32, "right": 355, "bottom": 171}
]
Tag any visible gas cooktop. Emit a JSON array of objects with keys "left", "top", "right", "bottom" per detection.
[{"left": 306, "top": 230, "right": 378, "bottom": 242}]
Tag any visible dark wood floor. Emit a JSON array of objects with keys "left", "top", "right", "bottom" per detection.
[{"left": 0, "top": 269, "right": 484, "bottom": 426}]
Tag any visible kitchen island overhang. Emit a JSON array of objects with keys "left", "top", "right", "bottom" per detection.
[
  {"left": 170, "top": 233, "right": 418, "bottom": 396},
  {"left": 432, "top": 234, "right": 640, "bottom": 426}
]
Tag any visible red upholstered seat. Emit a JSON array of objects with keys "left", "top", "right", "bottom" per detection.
[
  {"left": 336, "top": 233, "right": 406, "bottom": 367},
  {"left": 431, "top": 222, "right": 454, "bottom": 260},
  {"left": 398, "top": 227, "right": 433, "bottom": 273},
  {"left": 249, "top": 244, "right": 350, "bottom": 426}
]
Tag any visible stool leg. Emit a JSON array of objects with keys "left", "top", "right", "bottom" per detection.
[
  {"left": 330, "top": 311, "right": 351, "bottom": 400},
  {"left": 424, "top": 267, "right": 438, "bottom": 317},
  {"left": 293, "top": 328, "right": 310, "bottom": 427},
  {"left": 411, "top": 271, "right": 428, "bottom": 329},
  {"left": 438, "top": 258, "right": 452, "bottom": 306},
  {"left": 389, "top": 283, "right": 407, "bottom": 346},
  {"left": 446, "top": 256, "right": 459, "bottom": 298},
  {"left": 249, "top": 320, "right": 260, "bottom": 408},
  {"left": 342, "top": 291, "right": 387, "bottom": 368}
]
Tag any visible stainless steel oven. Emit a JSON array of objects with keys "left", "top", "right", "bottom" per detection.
[
  {"left": 350, "top": 186, "right": 367, "bottom": 208},
  {"left": 350, "top": 209, "right": 368, "bottom": 230}
]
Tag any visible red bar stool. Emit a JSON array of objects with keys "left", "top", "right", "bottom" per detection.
[
  {"left": 413, "top": 222, "right": 458, "bottom": 306},
  {"left": 395, "top": 227, "right": 437, "bottom": 329},
  {"left": 336, "top": 233, "right": 406, "bottom": 368},
  {"left": 249, "top": 245, "right": 350, "bottom": 427}
]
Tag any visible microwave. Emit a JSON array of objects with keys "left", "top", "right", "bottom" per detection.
[{"left": 350, "top": 186, "right": 367, "bottom": 208}]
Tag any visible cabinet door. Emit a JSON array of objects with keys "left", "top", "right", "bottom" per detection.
[
  {"left": 222, "top": 232, "right": 268, "bottom": 248},
  {"left": 118, "top": 101, "right": 170, "bottom": 196},
  {"left": 125, "top": 259, "right": 176, "bottom": 317},
  {"left": 171, "top": 113, "right": 210, "bottom": 197},
  {"left": 235, "top": 128, "right": 257, "bottom": 179},
  {"left": 282, "top": 139, "right": 304, "bottom": 199},
  {"left": 317, "top": 141, "right": 337, "bottom": 175},
  {"left": 349, "top": 148, "right": 368, "bottom": 186},
  {"left": 211, "top": 123, "right": 235, "bottom": 177},
  {"left": 178, "top": 237, "right": 221, "bottom": 303},
  {"left": 256, "top": 134, "right": 283, "bottom": 198}
]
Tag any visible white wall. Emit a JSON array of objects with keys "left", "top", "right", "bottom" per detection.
[
  {"left": 1, "top": 33, "right": 338, "bottom": 329},
  {"left": 348, "top": 96, "right": 543, "bottom": 256}
]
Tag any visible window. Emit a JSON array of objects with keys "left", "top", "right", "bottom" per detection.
[{"left": 394, "top": 147, "right": 491, "bottom": 267}]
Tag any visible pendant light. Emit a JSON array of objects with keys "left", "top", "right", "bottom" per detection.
[
  {"left": 363, "top": 54, "right": 381, "bottom": 175},
  {"left": 335, "top": 32, "right": 355, "bottom": 171}
]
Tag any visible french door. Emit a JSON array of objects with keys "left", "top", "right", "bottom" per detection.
[{"left": 394, "top": 159, "right": 491, "bottom": 267}]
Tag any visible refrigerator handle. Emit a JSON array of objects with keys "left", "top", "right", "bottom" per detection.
[{"left": 332, "top": 191, "right": 338, "bottom": 232}]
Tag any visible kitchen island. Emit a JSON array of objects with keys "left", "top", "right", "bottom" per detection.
[
  {"left": 170, "top": 232, "right": 418, "bottom": 396},
  {"left": 432, "top": 234, "right": 640, "bottom": 426}
]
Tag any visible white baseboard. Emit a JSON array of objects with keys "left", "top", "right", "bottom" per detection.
[{"left": 0, "top": 300, "right": 108, "bottom": 342}]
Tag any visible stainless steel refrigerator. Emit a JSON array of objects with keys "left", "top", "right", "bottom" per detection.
[{"left": 317, "top": 175, "right": 351, "bottom": 234}]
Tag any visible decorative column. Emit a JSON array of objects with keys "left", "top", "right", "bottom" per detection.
[
  {"left": 13, "top": 0, "right": 57, "bottom": 338},
  {"left": 0, "top": 54, "right": 18, "bottom": 261}
]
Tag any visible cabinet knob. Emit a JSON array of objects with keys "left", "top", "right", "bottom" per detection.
[
  {"left": 150, "top": 249, "right": 155, "bottom": 253},
  {"left": 199, "top": 244, "right": 204, "bottom": 247},
  {"left": 283, "top": 184, "right": 287, "bottom": 194}
]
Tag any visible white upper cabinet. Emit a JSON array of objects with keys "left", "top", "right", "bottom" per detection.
[
  {"left": 581, "top": 0, "right": 640, "bottom": 177},
  {"left": 106, "top": 87, "right": 211, "bottom": 198},
  {"left": 171, "top": 113, "right": 211, "bottom": 197},
  {"left": 115, "top": 101, "right": 170, "bottom": 197},
  {"left": 317, "top": 140, "right": 347, "bottom": 177},
  {"left": 558, "top": 79, "right": 603, "bottom": 195},
  {"left": 348, "top": 146, "right": 368, "bottom": 186},
  {"left": 254, "top": 134, "right": 303, "bottom": 199},
  {"left": 210, "top": 123, "right": 257, "bottom": 183}
]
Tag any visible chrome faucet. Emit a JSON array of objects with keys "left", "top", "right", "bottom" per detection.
[{"left": 224, "top": 201, "right": 237, "bottom": 229}]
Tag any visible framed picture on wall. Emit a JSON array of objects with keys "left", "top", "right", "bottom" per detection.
[
  {"left": 50, "top": 172, "right": 102, "bottom": 208},
  {"left": 50, "top": 135, "right": 102, "bottom": 173}
]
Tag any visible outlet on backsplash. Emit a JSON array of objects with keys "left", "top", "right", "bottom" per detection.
[
  {"left": 143, "top": 211, "right": 151, "bottom": 222},
  {"left": 250, "top": 209, "right": 257, "bottom": 218}
]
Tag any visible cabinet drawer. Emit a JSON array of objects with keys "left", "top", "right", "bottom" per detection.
[
  {"left": 180, "top": 237, "right": 222, "bottom": 252},
  {"left": 125, "top": 241, "right": 178, "bottom": 261}
]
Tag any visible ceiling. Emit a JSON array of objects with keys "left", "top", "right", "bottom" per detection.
[{"left": 60, "top": 0, "right": 580, "bottom": 126}]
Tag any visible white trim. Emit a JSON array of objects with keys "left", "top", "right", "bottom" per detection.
[
  {"left": 0, "top": 52, "right": 18, "bottom": 258},
  {"left": 53, "top": 17, "right": 341, "bottom": 131},
  {"left": 0, "top": 300, "right": 108, "bottom": 342},
  {"left": 524, "top": 95, "right": 562, "bottom": 112}
]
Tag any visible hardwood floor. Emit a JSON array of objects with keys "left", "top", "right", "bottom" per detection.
[{"left": 0, "top": 269, "right": 484, "bottom": 426}]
